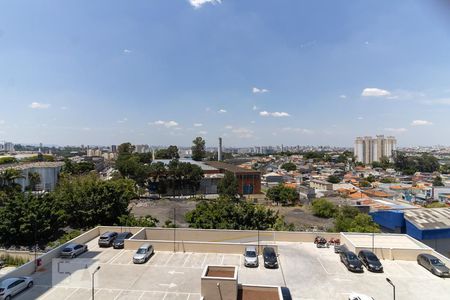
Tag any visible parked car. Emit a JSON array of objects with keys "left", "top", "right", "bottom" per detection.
[
  {"left": 133, "top": 243, "right": 154, "bottom": 264},
  {"left": 417, "top": 253, "right": 450, "bottom": 277},
  {"left": 263, "top": 247, "right": 278, "bottom": 269},
  {"left": 98, "top": 232, "right": 118, "bottom": 247},
  {"left": 112, "top": 232, "right": 133, "bottom": 249},
  {"left": 243, "top": 246, "right": 259, "bottom": 267},
  {"left": 348, "top": 293, "right": 374, "bottom": 300},
  {"left": 60, "top": 243, "right": 88, "bottom": 258},
  {"left": 281, "top": 287, "right": 292, "bottom": 300},
  {"left": 0, "top": 276, "right": 33, "bottom": 300},
  {"left": 340, "top": 251, "right": 363, "bottom": 272},
  {"left": 358, "top": 250, "right": 383, "bottom": 272},
  {"left": 0, "top": 260, "right": 4, "bottom": 269},
  {"left": 334, "top": 244, "right": 347, "bottom": 254}
]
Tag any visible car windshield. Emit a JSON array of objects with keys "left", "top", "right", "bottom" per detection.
[
  {"left": 117, "top": 233, "right": 129, "bottom": 239},
  {"left": 137, "top": 248, "right": 147, "bottom": 254},
  {"left": 99, "top": 236, "right": 108, "bottom": 239},
  {"left": 430, "top": 258, "right": 445, "bottom": 266},
  {"left": 246, "top": 251, "right": 257, "bottom": 257},
  {"left": 62, "top": 247, "right": 72, "bottom": 252},
  {"left": 348, "top": 253, "right": 358, "bottom": 260},
  {"left": 366, "top": 254, "right": 378, "bottom": 261}
]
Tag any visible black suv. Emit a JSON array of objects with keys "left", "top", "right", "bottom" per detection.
[
  {"left": 358, "top": 250, "right": 383, "bottom": 272},
  {"left": 340, "top": 251, "right": 363, "bottom": 272},
  {"left": 98, "top": 231, "right": 118, "bottom": 247},
  {"left": 263, "top": 247, "right": 278, "bottom": 269},
  {"left": 113, "top": 232, "right": 133, "bottom": 249}
]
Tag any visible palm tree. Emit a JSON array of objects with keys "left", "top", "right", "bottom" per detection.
[
  {"left": 0, "top": 168, "right": 24, "bottom": 187},
  {"left": 28, "top": 172, "right": 41, "bottom": 191}
]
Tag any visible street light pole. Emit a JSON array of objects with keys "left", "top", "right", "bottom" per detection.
[
  {"left": 92, "top": 266, "right": 101, "bottom": 300},
  {"left": 386, "top": 277, "right": 395, "bottom": 300}
]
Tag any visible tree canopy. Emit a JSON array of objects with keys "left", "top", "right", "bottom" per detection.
[
  {"left": 191, "top": 137, "right": 206, "bottom": 161},
  {"left": 280, "top": 162, "right": 296, "bottom": 172},
  {"left": 394, "top": 152, "right": 440, "bottom": 175},
  {"left": 185, "top": 197, "right": 294, "bottom": 231},
  {"left": 327, "top": 175, "right": 341, "bottom": 184},
  {"left": 155, "top": 145, "right": 180, "bottom": 160},
  {"left": 312, "top": 198, "right": 337, "bottom": 218},
  {"left": 266, "top": 184, "right": 298, "bottom": 205},
  {"left": 334, "top": 205, "right": 380, "bottom": 233},
  {"left": 217, "top": 171, "right": 239, "bottom": 199}
]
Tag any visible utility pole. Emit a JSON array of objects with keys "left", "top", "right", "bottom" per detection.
[
  {"left": 386, "top": 278, "right": 395, "bottom": 300},
  {"left": 92, "top": 266, "right": 101, "bottom": 300}
]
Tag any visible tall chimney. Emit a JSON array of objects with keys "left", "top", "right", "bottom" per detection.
[{"left": 218, "top": 137, "right": 222, "bottom": 161}]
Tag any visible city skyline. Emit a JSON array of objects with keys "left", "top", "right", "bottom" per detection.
[{"left": 2, "top": 1, "right": 450, "bottom": 146}]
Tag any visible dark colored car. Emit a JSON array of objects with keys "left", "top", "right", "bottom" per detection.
[
  {"left": 334, "top": 244, "right": 347, "bottom": 254},
  {"left": 417, "top": 253, "right": 450, "bottom": 277},
  {"left": 113, "top": 232, "right": 133, "bottom": 249},
  {"left": 98, "top": 232, "right": 118, "bottom": 247},
  {"left": 263, "top": 247, "right": 278, "bottom": 269},
  {"left": 281, "top": 287, "right": 292, "bottom": 300},
  {"left": 340, "top": 251, "right": 363, "bottom": 272},
  {"left": 358, "top": 250, "right": 383, "bottom": 272}
]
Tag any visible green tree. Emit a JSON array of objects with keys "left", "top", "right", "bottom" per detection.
[
  {"left": 266, "top": 184, "right": 298, "bottom": 205},
  {"left": 185, "top": 197, "right": 293, "bottom": 231},
  {"left": 191, "top": 137, "right": 206, "bottom": 161},
  {"left": 217, "top": 171, "right": 239, "bottom": 199},
  {"left": 53, "top": 174, "right": 137, "bottom": 229},
  {"left": 327, "top": 175, "right": 340, "bottom": 184},
  {"left": 155, "top": 146, "right": 179, "bottom": 159},
  {"left": 366, "top": 174, "right": 376, "bottom": 183},
  {"left": 359, "top": 180, "right": 371, "bottom": 188},
  {"left": 433, "top": 175, "right": 444, "bottom": 187},
  {"left": 280, "top": 162, "right": 296, "bottom": 172},
  {"left": 334, "top": 205, "right": 380, "bottom": 233},
  {"left": 28, "top": 172, "right": 41, "bottom": 191},
  {"left": 311, "top": 198, "right": 337, "bottom": 218},
  {"left": 116, "top": 143, "right": 148, "bottom": 186}
]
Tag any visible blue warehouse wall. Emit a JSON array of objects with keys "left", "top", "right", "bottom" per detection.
[{"left": 370, "top": 210, "right": 405, "bottom": 232}]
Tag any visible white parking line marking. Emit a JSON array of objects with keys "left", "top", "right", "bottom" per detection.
[
  {"left": 200, "top": 254, "right": 207, "bottom": 268},
  {"left": 220, "top": 254, "right": 225, "bottom": 265},
  {"left": 316, "top": 257, "right": 331, "bottom": 275},
  {"left": 63, "top": 287, "right": 79, "bottom": 300},
  {"left": 137, "top": 291, "right": 146, "bottom": 300},
  {"left": 107, "top": 249, "right": 125, "bottom": 264},
  {"left": 182, "top": 253, "right": 192, "bottom": 267},
  {"left": 164, "top": 253, "right": 175, "bottom": 266},
  {"left": 113, "top": 289, "right": 124, "bottom": 300}
]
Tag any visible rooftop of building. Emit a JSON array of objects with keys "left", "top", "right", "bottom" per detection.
[
  {"left": 0, "top": 161, "right": 64, "bottom": 171},
  {"left": 3, "top": 227, "right": 449, "bottom": 300},
  {"left": 152, "top": 159, "right": 219, "bottom": 172},
  {"left": 404, "top": 207, "right": 450, "bottom": 230},
  {"left": 205, "top": 161, "right": 260, "bottom": 174}
]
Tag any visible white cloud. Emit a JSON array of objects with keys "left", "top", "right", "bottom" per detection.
[
  {"left": 357, "top": 116, "right": 364, "bottom": 120},
  {"left": 29, "top": 102, "right": 50, "bottom": 109},
  {"left": 193, "top": 123, "right": 203, "bottom": 127},
  {"left": 218, "top": 109, "right": 227, "bottom": 113},
  {"left": 117, "top": 117, "right": 128, "bottom": 124},
  {"left": 151, "top": 120, "right": 179, "bottom": 128},
  {"left": 411, "top": 120, "right": 433, "bottom": 126},
  {"left": 0, "top": 120, "right": 5, "bottom": 125},
  {"left": 252, "top": 105, "right": 258, "bottom": 111},
  {"left": 232, "top": 127, "right": 254, "bottom": 138},
  {"left": 259, "top": 111, "right": 290, "bottom": 117},
  {"left": 339, "top": 95, "right": 347, "bottom": 99},
  {"left": 198, "top": 130, "right": 208, "bottom": 135},
  {"left": 361, "top": 88, "right": 391, "bottom": 97},
  {"left": 384, "top": 127, "right": 407, "bottom": 133},
  {"left": 252, "top": 87, "right": 269, "bottom": 94},
  {"left": 281, "top": 127, "right": 313, "bottom": 134},
  {"left": 123, "top": 49, "right": 132, "bottom": 54},
  {"left": 224, "top": 125, "right": 233, "bottom": 129},
  {"left": 189, "top": 0, "right": 221, "bottom": 8}
]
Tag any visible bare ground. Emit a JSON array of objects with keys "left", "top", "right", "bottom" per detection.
[{"left": 130, "top": 198, "right": 334, "bottom": 231}]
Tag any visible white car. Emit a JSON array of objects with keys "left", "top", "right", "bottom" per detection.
[
  {"left": 243, "top": 246, "right": 259, "bottom": 267},
  {"left": 348, "top": 293, "right": 374, "bottom": 300},
  {"left": 0, "top": 277, "right": 33, "bottom": 300}
]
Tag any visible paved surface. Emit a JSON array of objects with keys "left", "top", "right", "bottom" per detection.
[{"left": 10, "top": 239, "right": 450, "bottom": 300}]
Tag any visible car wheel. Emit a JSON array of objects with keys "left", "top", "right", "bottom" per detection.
[
  {"left": 28, "top": 281, "right": 34, "bottom": 288},
  {"left": 5, "top": 295, "right": 11, "bottom": 300},
  {"left": 71, "top": 254, "right": 75, "bottom": 258}
]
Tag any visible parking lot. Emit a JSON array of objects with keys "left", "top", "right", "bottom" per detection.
[{"left": 10, "top": 239, "right": 450, "bottom": 300}]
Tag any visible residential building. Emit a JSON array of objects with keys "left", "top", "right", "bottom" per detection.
[{"left": 354, "top": 135, "right": 396, "bottom": 164}]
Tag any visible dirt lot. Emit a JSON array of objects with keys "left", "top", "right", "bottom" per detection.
[
  {"left": 130, "top": 198, "right": 334, "bottom": 231},
  {"left": 130, "top": 198, "right": 198, "bottom": 227}
]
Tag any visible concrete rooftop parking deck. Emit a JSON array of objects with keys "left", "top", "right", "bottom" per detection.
[{"left": 9, "top": 238, "right": 450, "bottom": 300}]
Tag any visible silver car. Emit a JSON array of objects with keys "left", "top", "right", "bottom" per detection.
[
  {"left": 60, "top": 243, "right": 88, "bottom": 258},
  {"left": 0, "top": 277, "right": 33, "bottom": 300},
  {"left": 244, "top": 246, "right": 259, "bottom": 267},
  {"left": 417, "top": 253, "right": 450, "bottom": 277},
  {"left": 133, "top": 243, "right": 154, "bottom": 264}
]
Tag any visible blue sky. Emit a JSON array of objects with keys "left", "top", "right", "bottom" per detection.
[{"left": 1, "top": 0, "right": 450, "bottom": 147}]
